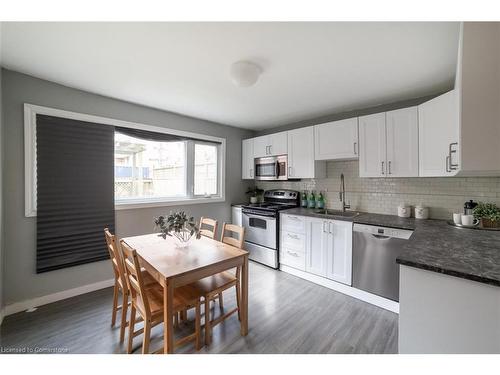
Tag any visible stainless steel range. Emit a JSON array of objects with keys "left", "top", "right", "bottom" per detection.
[{"left": 242, "top": 189, "right": 300, "bottom": 269}]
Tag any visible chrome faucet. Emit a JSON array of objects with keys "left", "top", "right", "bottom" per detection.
[{"left": 339, "top": 173, "right": 350, "bottom": 212}]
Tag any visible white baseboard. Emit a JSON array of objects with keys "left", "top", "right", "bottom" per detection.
[
  {"left": 280, "top": 265, "right": 399, "bottom": 314},
  {"left": 3, "top": 278, "right": 115, "bottom": 317}
]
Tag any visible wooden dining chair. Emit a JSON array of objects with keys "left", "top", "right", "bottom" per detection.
[
  {"left": 190, "top": 223, "right": 245, "bottom": 345},
  {"left": 120, "top": 240, "right": 203, "bottom": 354},
  {"left": 104, "top": 228, "right": 131, "bottom": 343},
  {"left": 104, "top": 228, "right": 157, "bottom": 343},
  {"left": 199, "top": 217, "right": 218, "bottom": 239}
]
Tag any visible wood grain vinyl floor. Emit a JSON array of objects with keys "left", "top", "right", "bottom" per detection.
[{"left": 0, "top": 262, "right": 398, "bottom": 354}]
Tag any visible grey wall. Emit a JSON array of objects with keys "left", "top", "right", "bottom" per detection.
[
  {"left": 1, "top": 69, "right": 253, "bottom": 306},
  {"left": 255, "top": 94, "right": 442, "bottom": 136},
  {"left": 0, "top": 61, "right": 4, "bottom": 315}
]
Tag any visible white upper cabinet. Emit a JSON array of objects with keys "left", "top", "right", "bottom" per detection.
[
  {"left": 386, "top": 107, "right": 419, "bottom": 177},
  {"left": 359, "top": 109, "right": 418, "bottom": 178},
  {"left": 253, "top": 132, "right": 288, "bottom": 158},
  {"left": 268, "top": 132, "right": 288, "bottom": 156},
  {"left": 253, "top": 135, "right": 270, "bottom": 158},
  {"left": 418, "top": 90, "right": 459, "bottom": 177},
  {"left": 288, "top": 127, "right": 313, "bottom": 179},
  {"left": 326, "top": 220, "right": 353, "bottom": 285},
  {"left": 358, "top": 113, "right": 387, "bottom": 177},
  {"left": 314, "top": 118, "right": 359, "bottom": 160},
  {"left": 288, "top": 127, "right": 325, "bottom": 179},
  {"left": 241, "top": 138, "right": 254, "bottom": 179}
]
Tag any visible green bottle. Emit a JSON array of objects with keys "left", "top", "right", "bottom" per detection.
[
  {"left": 316, "top": 191, "right": 325, "bottom": 209},
  {"left": 301, "top": 191, "right": 308, "bottom": 208},
  {"left": 308, "top": 191, "right": 316, "bottom": 208}
]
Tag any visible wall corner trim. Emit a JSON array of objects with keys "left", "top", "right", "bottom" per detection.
[{"left": 3, "top": 278, "right": 115, "bottom": 317}]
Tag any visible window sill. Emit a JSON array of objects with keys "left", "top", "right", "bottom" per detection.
[{"left": 114, "top": 196, "right": 225, "bottom": 211}]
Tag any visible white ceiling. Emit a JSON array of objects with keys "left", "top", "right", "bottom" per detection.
[{"left": 0, "top": 22, "right": 460, "bottom": 130}]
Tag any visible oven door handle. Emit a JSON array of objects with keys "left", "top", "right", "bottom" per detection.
[{"left": 242, "top": 212, "right": 277, "bottom": 220}]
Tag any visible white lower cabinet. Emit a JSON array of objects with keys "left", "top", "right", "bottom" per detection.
[
  {"left": 326, "top": 220, "right": 353, "bottom": 285},
  {"left": 305, "top": 217, "right": 328, "bottom": 277},
  {"left": 280, "top": 213, "right": 353, "bottom": 286}
]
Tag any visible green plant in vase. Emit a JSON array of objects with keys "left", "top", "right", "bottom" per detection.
[
  {"left": 154, "top": 211, "right": 201, "bottom": 248},
  {"left": 473, "top": 202, "right": 500, "bottom": 228},
  {"left": 246, "top": 186, "right": 264, "bottom": 204}
]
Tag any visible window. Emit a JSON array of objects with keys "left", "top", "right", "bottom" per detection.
[
  {"left": 24, "top": 104, "right": 226, "bottom": 216},
  {"left": 114, "top": 135, "right": 222, "bottom": 204},
  {"left": 194, "top": 143, "right": 218, "bottom": 196},
  {"left": 114, "top": 133, "right": 187, "bottom": 200}
]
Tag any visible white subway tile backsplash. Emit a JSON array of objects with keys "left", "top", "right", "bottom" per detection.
[{"left": 257, "top": 160, "right": 500, "bottom": 220}]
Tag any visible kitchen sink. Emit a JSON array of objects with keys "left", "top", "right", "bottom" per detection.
[{"left": 314, "top": 209, "right": 360, "bottom": 218}]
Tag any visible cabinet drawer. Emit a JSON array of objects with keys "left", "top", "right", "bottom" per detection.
[
  {"left": 280, "top": 247, "right": 306, "bottom": 270},
  {"left": 281, "top": 214, "right": 306, "bottom": 233},
  {"left": 281, "top": 231, "right": 306, "bottom": 251}
]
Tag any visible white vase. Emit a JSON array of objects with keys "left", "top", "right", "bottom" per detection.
[{"left": 250, "top": 196, "right": 258, "bottom": 204}]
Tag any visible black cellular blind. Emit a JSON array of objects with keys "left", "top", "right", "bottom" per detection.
[
  {"left": 115, "top": 126, "right": 221, "bottom": 144},
  {"left": 36, "top": 114, "right": 115, "bottom": 273}
]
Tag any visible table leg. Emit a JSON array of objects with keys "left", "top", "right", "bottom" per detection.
[
  {"left": 163, "top": 280, "right": 174, "bottom": 354},
  {"left": 240, "top": 255, "right": 249, "bottom": 336}
]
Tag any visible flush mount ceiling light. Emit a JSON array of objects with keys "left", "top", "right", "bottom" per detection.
[{"left": 230, "top": 61, "right": 262, "bottom": 87}]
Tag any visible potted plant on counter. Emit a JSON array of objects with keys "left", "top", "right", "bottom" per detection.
[
  {"left": 246, "top": 186, "right": 264, "bottom": 204},
  {"left": 154, "top": 211, "right": 201, "bottom": 248},
  {"left": 473, "top": 202, "right": 500, "bottom": 228}
]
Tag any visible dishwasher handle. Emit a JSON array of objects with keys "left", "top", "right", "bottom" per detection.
[{"left": 371, "top": 234, "right": 391, "bottom": 240}]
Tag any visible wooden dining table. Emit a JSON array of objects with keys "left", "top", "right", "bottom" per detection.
[{"left": 121, "top": 233, "right": 249, "bottom": 353}]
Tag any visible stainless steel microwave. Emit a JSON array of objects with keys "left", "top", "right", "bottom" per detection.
[{"left": 254, "top": 155, "right": 288, "bottom": 181}]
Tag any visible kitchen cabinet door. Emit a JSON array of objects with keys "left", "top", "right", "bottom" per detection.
[
  {"left": 305, "top": 217, "right": 328, "bottom": 277},
  {"left": 358, "top": 113, "right": 387, "bottom": 177},
  {"left": 268, "top": 132, "right": 288, "bottom": 156},
  {"left": 241, "top": 138, "right": 254, "bottom": 179},
  {"left": 314, "top": 118, "right": 359, "bottom": 160},
  {"left": 326, "top": 220, "right": 353, "bottom": 285},
  {"left": 287, "top": 127, "right": 314, "bottom": 178},
  {"left": 253, "top": 135, "right": 270, "bottom": 158},
  {"left": 386, "top": 107, "right": 419, "bottom": 177},
  {"left": 418, "top": 90, "right": 459, "bottom": 177}
]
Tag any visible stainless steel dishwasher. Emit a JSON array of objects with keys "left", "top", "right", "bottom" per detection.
[{"left": 352, "top": 223, "right": 413, "bottom": 302}]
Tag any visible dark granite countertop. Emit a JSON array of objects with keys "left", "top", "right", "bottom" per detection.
[{"left": 281, "top": 208, "right": 500, "bottom": 287}]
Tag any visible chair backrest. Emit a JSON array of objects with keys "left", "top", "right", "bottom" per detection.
[
  {"left": 120, "top": 240, "right": 151, "bottom": 318},
  {"left": 104, "top": 228, "right": 127, "bottom": 290},
  {"left": 200, "top": 217, "right": 218, "bottom": 239},
  {"left": 220, "top": 223, "right": 245, "bottom": 249}
]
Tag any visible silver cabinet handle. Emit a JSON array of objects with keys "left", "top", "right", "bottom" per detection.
[
  {"left": 288, "top": 166, "right": 293, "bottom": 177},
  {"left": 329, "top": 222, "right": 333, "bottom": 234},
  {"left": 449, "top": 142, "right": 458, "bottom": 170},
  {"left": 287, "top": 215, "right": 301, "bottom": 221},
  {"left": 287, "top": 233, "right": 299, "bottom": 240},
  {"left": 250, "top": 168, "right": 254, "bottom": 178},
  {"left": 388, "top": 161, "right": 392, "bottom": 175},
  {"left": 446, "top": 155, "right": 451, "bottom": 172},
  {"left": 353, "top": 142, "right": 357, "bottom": 155},
  {"left": 269, "top": 145, "right": 273, "bottom": 155},
  {"left": 323, "top": 221, "right": 328, "bottom": 233},
  {"left": 265, "top": 145, "right": 269, "bottom": 155},
  {"left": 286, "top": 250, "right": 299, "bottom": 257},
  {"left": 381, "top": 161, "right": 385, "bottom": 175}
]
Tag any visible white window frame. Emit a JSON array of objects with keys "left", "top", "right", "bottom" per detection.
[
  {"left": 192, "top": 140, "right": 221, "bottom": 198},
  {"left": 24, "top": 103, "right": 226, "bottom": 217}
]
